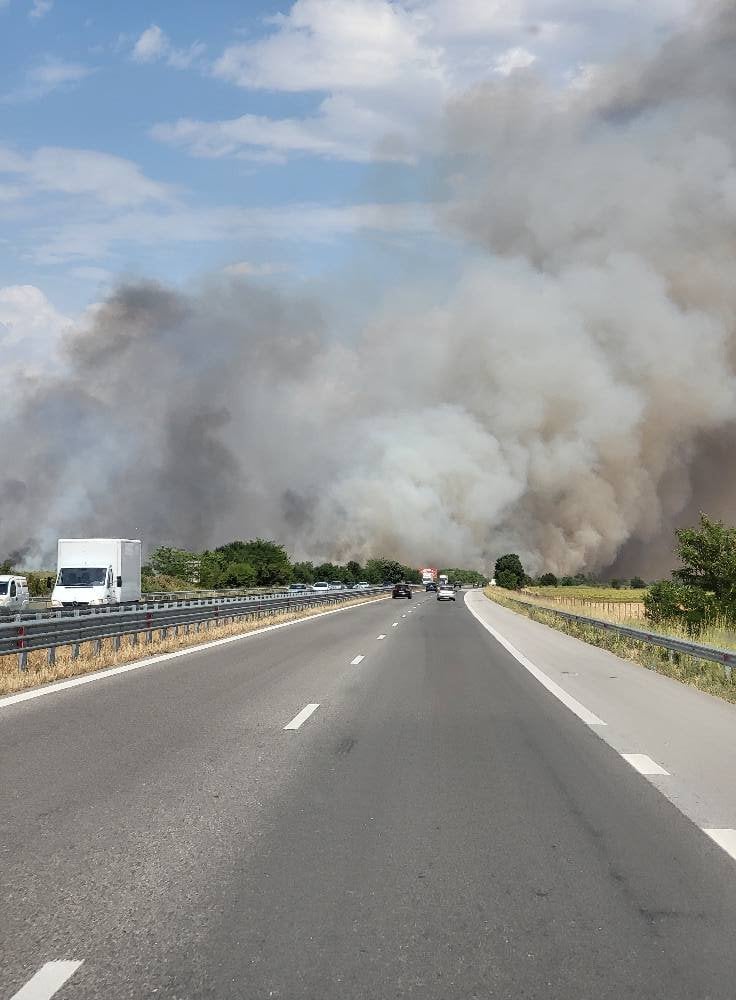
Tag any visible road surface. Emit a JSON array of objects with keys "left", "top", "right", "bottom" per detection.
[{"left": 2, "top": 591, "right": 736, "bottom": 998}]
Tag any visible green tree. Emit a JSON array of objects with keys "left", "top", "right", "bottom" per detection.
[
  {"left": 496, "top": 569, "right": 519, "bottom": 590},
  {"left": 292, "top": 561, "right": 315, "bottom": 583},
  {"left": 539, "top": 572, "right": 558, "bottom": 586},
  {"left": 215, "top": 539, "right": 292, "bottom": 586},
  {"left": 147, "top": 545, "right": 200, "bottom": 581},
  {"left": 494, "top": 554, "right": 525, "bottom": 590},
  {"left": 0, "top": 558, "right": 13, "bottom": 574},
  {"left": 630, "top": 576, "right": 646, "bottom": 589},
  {"left": 217, "top": 561, "right": 257, "bottom": 588},
  {"left": 610, "top": 578, "right": 622, "bottom": 589},
  {"left": 345, "top": 560, "right": 363, "bottom": 583},
  {"left": 674, "top": 513, "right": 736, "bottom": 610}
]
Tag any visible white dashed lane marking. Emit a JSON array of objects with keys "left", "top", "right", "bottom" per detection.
[
  {"left": 621, "top": 753, "right": 669, "bottom": 776},
  {"left": 351, "top": 655, "right": 365, "bottom": 665},
  {"left": 284, "top": 703, "right": 320, "bottom": 730},
  {"left": 10, "top": 961, "right": 84, "bottom": 1000},
  {"left": 377, "top": 634, "right": 386, "bottom": 640},
  {"left": 704, "top": 829, "right": 736, "bottom": 862}
]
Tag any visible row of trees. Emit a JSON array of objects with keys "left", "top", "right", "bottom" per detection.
[
  {"left": 492, "top": 554, "right": 646, "bottom": 591},
  {"left": 145, "top": 541, "right": 431, "bottom": 589}
]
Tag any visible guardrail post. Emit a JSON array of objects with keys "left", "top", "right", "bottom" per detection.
[
  {"left": 93, "top": 639, "right": 102, "bottom": 657},
  {"left": 46, "top": 645, "right": 56, "bottom": 667},
  {"left": 17, "top": 624, "right": 27, "bottom": 671},
  {"left": 146, "top": 610, "right": 153, "bottom": 644},
  {"left": 112, "top": 635, "right": 121, "bottom": 653},
  {"left": 72, "top": 642, "right": 80, "bottom": 660}
]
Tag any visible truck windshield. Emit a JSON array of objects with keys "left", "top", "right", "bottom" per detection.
[
  {"left": 57, "top": 567, "right": 107, "bottom": 587},
  {"left": 0, "top": 582, "right": 7, "bottom": 595}
]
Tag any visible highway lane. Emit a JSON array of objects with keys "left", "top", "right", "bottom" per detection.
[{"left": 2, "top": 592, "right": 736, "bottom": 998}]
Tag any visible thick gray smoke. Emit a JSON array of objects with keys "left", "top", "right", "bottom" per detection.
[{"left": 3, "top": 2, "right": 736, "bottom": 574}]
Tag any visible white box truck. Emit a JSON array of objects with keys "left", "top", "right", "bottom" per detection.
[{"left": 51, "top": 538, "right": 142, "bottom": 608}]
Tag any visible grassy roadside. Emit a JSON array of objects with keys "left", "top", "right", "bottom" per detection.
[
  {"left": 0, "top": 593, "right": 386, "bottom": 699},
  {"left": 523, "top": 585, "right": 648, "bottom": 603},
  {"left": 483, "top": 587, "right": 736, "bottom": 704}
]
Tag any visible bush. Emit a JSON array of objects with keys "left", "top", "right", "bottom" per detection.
[
  {"left": 630, "top": 576, "right": 646, "bottom": 589},
  {"left": 644, "top": 580, "right": 718, "bottom": 636},
  {"left": 610, "top": 578, "right": 622, "bottom": 589},
  {"left": 538, "top": 573, "right": 558, "bottom": 586}
]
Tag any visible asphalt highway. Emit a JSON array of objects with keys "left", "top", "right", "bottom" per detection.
[{"left": 2, "top": 592, "right": 736, "bottom": 998}]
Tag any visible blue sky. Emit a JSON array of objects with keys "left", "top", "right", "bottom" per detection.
[{"left": 1, "top": 0, "right": 694, "bottom": 355}]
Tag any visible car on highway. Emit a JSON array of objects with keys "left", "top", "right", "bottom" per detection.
[
  {"left": 392, "top": 583, "right": 412, "bottom": 599},
  {"left": 0, "top": 575, "right": 30, "bottom": 610},
  {"left": 353, "top": 581, "right": 371, "bottom": 590},
  {"left": 312, "top": 581, "right": 329, "bottom": 592},
  {"left": 288, "top": 583, "right": 310, "bottom": 594},
  {"left": 425, "top": 581, "right": 438, "bottom": 592},
  {"left": 329, "top": 580, "right": 345, "bottom": 591},
  {"left": 437, "top": 585, "right": 456, "bottom": 602}
]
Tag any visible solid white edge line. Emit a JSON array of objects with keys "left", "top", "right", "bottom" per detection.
[
  {"left": 10, "top": 961, "right": 84, "bottom": 1000},
  {"left": 465, "top": 593, "right": 606, "bottom": 727},
  {"left": 621, "top": 753, "right": 669, "bottom": 776},
  {"left": 0, "top": 596, "right": 389, "bottom": 712},
  {"left": 703, "top": 829, "right": 736, "bottom": 862},
  {"left": 351, "top": 655, "right": 364, "bottom": 665},
  {"left": 284, "top": 703, "right": 320, "bottom": 730}
]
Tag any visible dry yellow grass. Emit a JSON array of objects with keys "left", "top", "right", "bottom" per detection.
[{"left": 0, "top": 593, "right": 386, "bottom": 698}]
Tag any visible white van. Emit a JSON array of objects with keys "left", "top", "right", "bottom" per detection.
[
  {"left": 0, "top": 575, "right": 30, "bottom": 610},
  {"left": 51, "top": 538, "right": 142, "bottom": 608}
]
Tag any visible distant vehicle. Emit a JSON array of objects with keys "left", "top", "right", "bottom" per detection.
[
  {"left": 392, "top": 583, "right": 412, "bottom": 599},
  {"left": 312, "top": 581, "right": 329, "bottom": 592},
  {"left": 0, "top": 575, "right": 30, "bottom": 610},
  {"left": 288, "top": 583, "right": 310, "bottom": 593},
  {"left": 438, "top": 573, "right": 449, "bottom": 587},
  {"left": 420, "top": 567, "right": 437, "bottom": 585},
  {"left": 437, "top": 585, "right": 456, "bottom": 602},
  {"left": 353, "top": 581, "right": 371, "bottom": 590},
  {"left": 51, "top": 539, "right": 141, "bottom": 608},
  {"left": 329, "top": 580, "right": 344, "bottom": 591},
  {"left": 425, "top": 582, "right": 438, "bottom": 592}
]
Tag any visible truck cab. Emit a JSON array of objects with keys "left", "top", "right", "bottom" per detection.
[{"left": 52, "top": 565, "right": 116, "bottom": 607}]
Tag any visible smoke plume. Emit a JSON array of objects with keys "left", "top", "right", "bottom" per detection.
[{"left": 3, "top": 2, "right": 736, "bottom": 575}]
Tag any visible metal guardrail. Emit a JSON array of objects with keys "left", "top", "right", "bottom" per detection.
[
  {"left": 505, "top": 597, "right": 736, "bottom": 678},
  {"left": 1, "top": 588, "right": 387, "bottom": 670},
  {"left": 0, "top": 587, "right": 353, "bottom": 623}
]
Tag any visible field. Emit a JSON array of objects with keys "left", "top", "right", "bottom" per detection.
[{"left": 523, "top": 585, "right": 648, "bottom": 602}]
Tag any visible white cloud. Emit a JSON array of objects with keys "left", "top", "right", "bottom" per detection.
[
  {"left": 132, "top": 24, "right": 168, "bottom": 62},
  {"left": 132, "top": 23, "right": 206, "bottom": 69},
  {"left": 29, "top": 0, "right": 53, "bottom": 19},
  {"left": 494, "top": 45, "right": 536, "bottom": 75},
  {"left": 152, "top": 94, "right": 415, "bottom": 164},
  {"left": 30, "top": 200, "right": 437, "bottom": 263},
  {"left": 2, "top": 57, "right": 94, "bottom": 103},
  {"left": 0, "top": 284, "right": 71, "bottom": 347},
  {"left": 214, "top": 0, "right": 443, "bottom": 92},
  {"left": 0, "top": 145, "right": 172, "bottom": 207}
]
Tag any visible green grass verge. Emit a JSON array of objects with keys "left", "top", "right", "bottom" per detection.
[{"left": 484, "top": 588, "right": 736, "bottom": 704}]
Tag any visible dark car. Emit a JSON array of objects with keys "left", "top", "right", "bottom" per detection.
[
  {"left": 392, "top": 583, "right": 412, "bottom": 599},
  {"left": 425, "top": 582, "right": 438, "bottom": 592}
]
